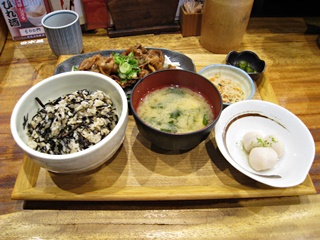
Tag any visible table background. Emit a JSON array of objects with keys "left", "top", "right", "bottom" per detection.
[{"left": 0, "top": 18, "right": 319, "bottom": 238}]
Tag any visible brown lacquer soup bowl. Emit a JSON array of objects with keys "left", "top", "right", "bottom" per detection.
[{"left": 130, "top": 69, "right": 223, "bottom": 151}]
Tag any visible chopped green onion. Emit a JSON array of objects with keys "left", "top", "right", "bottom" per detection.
[
  {"left": 166, "top": 87, "right": 185, "bottom": 95},
  {"left": 114, "top": 54, "right": 124, "bottom": 65},
  {"left": 118, "top": 72, "right": 127, "bottom": 80},
  {"left": 112, "top": 52, "right": 141, "bottom": 81},
  {"left": 119, "top": 62, "right": 132, "bottom": 74},
  {"left": 72, "top": 66, "right": 78, "bottom": 71},
  {"left": 202, "top": 114, "right": 209, "bottom": 126},
  {"left": 170, "top": 109, "right": 181, "bottom": 119}
]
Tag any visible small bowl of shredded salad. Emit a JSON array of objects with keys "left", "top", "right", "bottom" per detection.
[{"left": 198, "top": 64, "right": 256, "bottom": 107}]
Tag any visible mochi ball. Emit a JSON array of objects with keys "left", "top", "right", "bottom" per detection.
[
  {"left": 243, "top": 131, "right": 263, "bottom": 153},
  {"left": 263, "top": 134, "right": 284, "bottom": 157},
  {"left": 249, "top": 147, "right": 278, "bottom": 171}
]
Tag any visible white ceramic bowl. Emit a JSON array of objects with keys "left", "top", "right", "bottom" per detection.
[
  {"left": 10, "top": 71, "right": 128, "bottom": 174},
  {"left": 198, "top": 64, "right": 255, "bottom": 106},
  {"left": 215, "top": 100, "right": 315, "bottom": 188}
]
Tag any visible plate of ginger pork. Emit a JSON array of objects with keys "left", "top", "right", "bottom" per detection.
[{"left": 54, "top": 43, "right": 196, "bottom": 100}]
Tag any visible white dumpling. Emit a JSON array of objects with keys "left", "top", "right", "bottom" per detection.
[
  {"left": 249, "top": 147, "right": 278, "bottom": 171},
  {"left": 263, "top": 134, "right": 284, "bottom": 158},
  {"left": 243, "top": 131, "right": 263, "bottom": 153}
]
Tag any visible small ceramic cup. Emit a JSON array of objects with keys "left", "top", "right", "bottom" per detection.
[{"left": 41, "top": 10, "right": 83, "bottom": 56}]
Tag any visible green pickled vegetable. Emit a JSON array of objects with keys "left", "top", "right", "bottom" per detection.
[{"left": 235, "top": 60, "right": 257, "bottom": 73}]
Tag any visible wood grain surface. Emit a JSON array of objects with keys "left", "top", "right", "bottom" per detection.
[
  {"left": 0, "top": 17, "right": 320, "bottom": 238},
  {"left": 11, "top": 53, "right": 316, "bottom": 202},
  {"left": 10, "top": 117, "right": 316, "bottom": 201},
  {"left": 1, "top": 194, "right": 320, "bottom": 239}
]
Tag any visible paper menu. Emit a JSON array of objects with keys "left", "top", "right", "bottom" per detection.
[{"left": 0, "top": 0, "right": 47, "bottom": 40}]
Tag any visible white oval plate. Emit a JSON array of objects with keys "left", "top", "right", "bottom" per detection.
[{"left": 214, "top": 100, "right": 315, "bottom": 188}]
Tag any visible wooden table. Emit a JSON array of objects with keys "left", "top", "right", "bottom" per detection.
[{"left": 0, "top": 18, "right": 320, "bottom": 238}]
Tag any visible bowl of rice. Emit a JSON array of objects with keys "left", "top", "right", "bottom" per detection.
[
  {"left": 198, "top": 64, "right": 255, "bottom": 107},
  {"left": 10, "top": 71, "right": 128, "bottom": 174}
]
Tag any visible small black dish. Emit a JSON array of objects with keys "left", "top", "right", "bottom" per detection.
[{"left": 226, "top": 50, "right": 266, "bottom": 81}]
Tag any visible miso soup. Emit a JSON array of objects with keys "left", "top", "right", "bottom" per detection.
[{"left": 137, "top": 86, "right": 214, "bottom": 134}]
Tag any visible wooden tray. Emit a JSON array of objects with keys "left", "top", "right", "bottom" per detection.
[{"left": 11, "top": 55, "right": 316, "bottom": 201}]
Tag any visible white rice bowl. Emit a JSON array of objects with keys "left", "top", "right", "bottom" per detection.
[{"left": 11, "top": 71, "right": 128, "bottom": 174}]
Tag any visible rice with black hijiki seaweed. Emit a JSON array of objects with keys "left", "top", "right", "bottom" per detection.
[{"left": 25, "top": 89, "right": 119, "bottom": 155}]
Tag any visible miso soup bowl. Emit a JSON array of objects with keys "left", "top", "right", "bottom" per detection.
[
  {"left": 10, "top": 71, "right": 128, "bottom": 174},
  {"left": 130, "top": 69, "right": 223, "bottom": 151}
]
